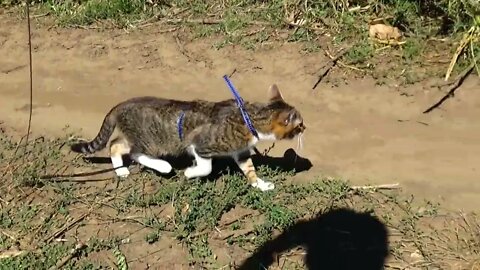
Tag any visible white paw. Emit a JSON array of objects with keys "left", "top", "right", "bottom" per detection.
[
  {"left": 251, "top": 178, "right": 275, "bottom": 191},
  {"left": 152, "top": 162, "right": 173, "bottom": 174},
  {"left": 184, "top": 167, "right": 198, "bottom": 179},
  {"left": 115, "top": 167, "right": 130, "bottom": 178}
]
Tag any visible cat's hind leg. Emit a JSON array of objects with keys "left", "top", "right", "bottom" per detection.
[
  {"left": 131, "top": 153, "right": 173, "bottom": 174},
  {"left": 110, "top": 138, "right": 131, "bottom": 178},
  {"left": 184, "top": 146, "right": 212, "bottom": 179}
]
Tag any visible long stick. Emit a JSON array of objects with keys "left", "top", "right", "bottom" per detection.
[
  {"left": 24, "top": 0, "right": 34, "bottom": 152},
  {"left": 350, "top": 183, "right": 400, "bottom": 190},
  {"left": 423, "top": 61, "right": 476, "bottom": 114}
]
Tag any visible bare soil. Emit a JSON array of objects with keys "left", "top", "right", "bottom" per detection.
[{"left": 0, "top": 13, "right": 479, "bottom": 269}]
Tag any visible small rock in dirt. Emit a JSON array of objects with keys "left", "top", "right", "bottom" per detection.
[
  {"left": 410, "top": 249, "right": 424, "bottom": 263},
  {"left": 196, "top": 61, "right": 206, "bottom": 68},
  {"left": 369, "top": 23, "right": 402, "bottom": 41}
]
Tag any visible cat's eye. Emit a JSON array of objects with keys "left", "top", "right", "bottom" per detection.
[{"left": 284, "top": 111, "right": 296, "bottom": 126}]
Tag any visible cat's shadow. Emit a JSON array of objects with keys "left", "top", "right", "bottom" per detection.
[{"left": 83, "top": 148, "right": 312, "bottom": 180}]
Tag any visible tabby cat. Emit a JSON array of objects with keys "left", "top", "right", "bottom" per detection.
[{"left": 70, "top": 84, "right": 306, "bottom": 191}]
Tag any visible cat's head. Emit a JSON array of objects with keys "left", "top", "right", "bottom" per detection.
[{"left": 264, "top": 84, "right": 306, "bottom": 140}]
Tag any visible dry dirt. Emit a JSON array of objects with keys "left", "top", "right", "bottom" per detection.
[{"left": 1, "top": 15, "right": 479, "bottom": 213}]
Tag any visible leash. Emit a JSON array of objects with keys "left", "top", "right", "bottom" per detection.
[
  {"left": 177, "top": 110, "right": 186, "bottom": 140},
  {"left": 176, "top": 75, "right": 258, "bottom": 140},
  {"left": 222, "top": 75, "right": 259, "bottom": 138}
]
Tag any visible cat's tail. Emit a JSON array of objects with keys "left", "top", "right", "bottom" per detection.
[{"left": 70, "top": 108, "right": 118, "bottom": 154}]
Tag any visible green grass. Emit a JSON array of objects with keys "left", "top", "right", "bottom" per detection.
[
  {"left": 0, "top": 130, "right": 479, "bottom": 269},
  {"left": 1, "top": 0, "right": 479, "bottom": 82}
]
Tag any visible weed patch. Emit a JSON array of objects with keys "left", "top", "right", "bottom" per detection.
[
  {"left": 2, "top": 0, "right": 479, "bottom": 82},
  {"left": 0, "top": 131, "right": 479, "bottom": 268}
]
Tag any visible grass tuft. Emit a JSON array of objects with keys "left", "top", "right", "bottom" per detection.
[
  {"left": 1, "top": 0, "right": 478, "bottom": 82},
  {"left": 0, "top": 130, "right": 478, "bottom": 268}
]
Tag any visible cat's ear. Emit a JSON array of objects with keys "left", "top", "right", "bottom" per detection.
[{"left": 268, "top": 84, "right": 284, "bottom": 102}]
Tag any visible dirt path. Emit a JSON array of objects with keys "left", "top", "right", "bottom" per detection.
[{"left": 1, "top": 15, "right": 479, "bottom": 212}]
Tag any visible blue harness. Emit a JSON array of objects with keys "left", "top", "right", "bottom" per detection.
[{"left": 176, "top": 75, "right": 258, "bottom": 140}]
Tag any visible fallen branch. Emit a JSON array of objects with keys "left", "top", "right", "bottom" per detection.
[
  {"left": 369, "top": 37, "right": 406, "bottom": 46},
  {"left": 324, "top": 49, "right": 364, "bottom": 73},
  {"left": 1, "top": 64, "right": 27, "bottom": 74},
  {"left": 166, "top": 18, "right": 271, "bottom": 26},
  {"left": 219, "top": 211, "right": 256, "bottom": 227},
  {"left": 218, "top": 228, "right": 254, "bottom": 240},
  {"left": 48, "top": 243, "right": 87, "bottom": 270},
  {"left": 39, "top": 167, "right": 118, "bottom": 181},
  {"left": 43, "top": 213, "right": 90, "bottom": 244},
  {"left": 43, "top": 196, "right": 115, "bottom": 244},
  {"left": 350, "top": 183, "right": 400, "bottom": 190},
  {"left": 423, "top": 61, "right": 476, "bottom": 114},
  {"left": 312, "top": 45, "right": 354, "bottom": 90},
  {"left": 136, "top": 17, "right": 272, "bottom": 28}
]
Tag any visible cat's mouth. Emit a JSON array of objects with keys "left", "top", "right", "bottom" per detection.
[
  {"left": 285, "top": 129, "right": 305, "bottom": 140},
  {"left": 286, "top": 123, "right": 306, "bottom": 139}
]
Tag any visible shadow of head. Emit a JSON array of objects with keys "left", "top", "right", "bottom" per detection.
[
  {"left": 237, "top": 208, "right": 389, "bottom": 270},
  {"left": 202, "top": 148, "right": 313, "bottom": 181},
  {"left": 251, "top": 148, "right": 312, "bottom": 173}
]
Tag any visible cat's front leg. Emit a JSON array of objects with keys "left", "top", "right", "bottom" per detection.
[
  {"left": 184, "top": 145, "right": 213, "bottom": 179},
  {"left": 235, "top": 156, "right": 275, "bottom": 191}
]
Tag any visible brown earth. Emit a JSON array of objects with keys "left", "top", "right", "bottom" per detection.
[{"left": 1, "top": 14, "right": 479, "bottom": 213}]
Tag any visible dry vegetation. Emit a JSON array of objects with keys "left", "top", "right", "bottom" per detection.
[{"left": 0, "top": 130, "right": 479, "bottom": 269}]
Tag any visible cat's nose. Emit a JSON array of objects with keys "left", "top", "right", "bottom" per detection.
[{"left": 299, "top": 122, "right": 306, "bottom": 132}]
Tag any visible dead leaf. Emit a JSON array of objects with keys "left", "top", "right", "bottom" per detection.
[
  {"left": 181, "top": 203, "right": 189, "bottom": 214},
  {"left": 0, "top": 248, "right": 27, "bottom": 259},
  {"left": 369, "top": 23, "right": 402, "bottom": 41}
]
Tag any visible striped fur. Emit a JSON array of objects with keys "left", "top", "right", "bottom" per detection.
[
  {"left": 69, "top": 84, "right": 306, "bottom": 191},
  {"left": 70, "top": 107, "right": 118, "bottom": 154}
]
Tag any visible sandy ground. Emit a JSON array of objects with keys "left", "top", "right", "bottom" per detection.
[{"left": 1, "top": 14, "right": 479, "bottom": 212}]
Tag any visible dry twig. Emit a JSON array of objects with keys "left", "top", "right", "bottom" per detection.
[
  {"left": 324, "top": 49, "right": 364, "bottom": 72},
  {"left": 350, "top": 183, "right": 400, "bottom": 190},
  {"left": 423, "top": 59, "right": 477, "bottom": 114},
  {"left": 312, "top": 45, "right": 354, "bottom": 90},
  {"left": 43, "top": 213, "right": 90, "bottom": 244},
  {"left": 48, "top": 243, "right": 87, "bottom": 270},
  {"left": 43, "top": 196, "right": 115, "bottom": 244}
]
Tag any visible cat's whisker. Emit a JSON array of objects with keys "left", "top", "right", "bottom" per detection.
[
  {"left": 296, "top": 132, "right": 304, "bottom": 152},
  {"left": 296, "top": 135, "right": 300, "bottom": 151},
  {"left": 300, "top": 132, "right": 304, "bottom": 149}
]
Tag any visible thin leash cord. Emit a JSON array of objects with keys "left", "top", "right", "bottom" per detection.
[
  {"left": 177, "top": 110, "right": 185, "bottom": 140},
  {"left": 222, "top": 75, "right": 258, "bottom": 137},
  {"left": 24, "top": 1, "right": 33, "bottom": 151}
]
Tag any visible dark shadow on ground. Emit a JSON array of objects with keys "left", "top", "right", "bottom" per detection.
[
  {"left": 237, "top": 208, "right": 389, "bottom": 270},
  {"left": 82, "top": 148, "right": 312, "bottom": 180},
  {"left": 202, "top": 148, "right": 312, "bottom": 180}
]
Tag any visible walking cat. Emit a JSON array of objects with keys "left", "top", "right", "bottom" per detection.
[{"left": 70, "top": 84, "right": 306, "bottom": 191}]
